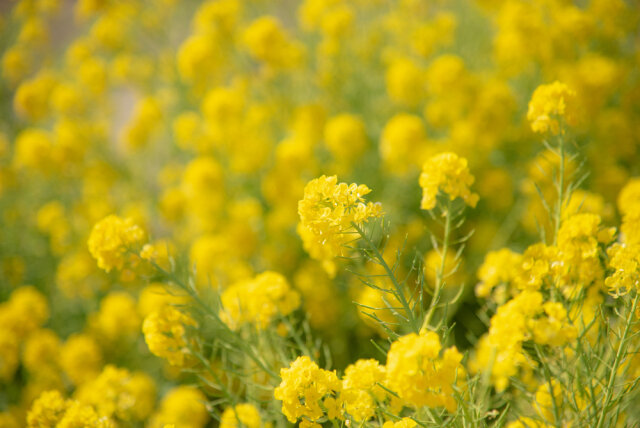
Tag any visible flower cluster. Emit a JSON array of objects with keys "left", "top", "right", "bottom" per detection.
[
  {"left": 527, "top": 81, "right": 578, "bottom": 135},
  {"left": 274, "top": 356, "right": 342, "bottom": 427},
  {"left": 142, "top": 306, "right": 197, "bottom": 367},
  {"left": 87, "top": 215, "right": 145, "bottom": 272},
  {"left": 275, "top": 332, "right": 464, "bottom": 424},
  {"left": 298, "top": 175, "right": 382, "bottom": 272},
  {"left": 385, "top": 332, "right": 463, "bottom": 412},
  {"left": 27, "top": 390, "right": 110, "bottom": 428},
  {"left": 419, "top": 152, "right": 479, "bottom": 210},
  {"left": 220, "top": 271, "right": 301, "bottom": 330},
  {"left": 220, "top": 403, "right": 263, "bottom": 428},
  {"left": 470, "top": 291, "right": 576, "bottom": 391},
  {"left": 0, "top": 286, "right": 49, "bottom": 382}
]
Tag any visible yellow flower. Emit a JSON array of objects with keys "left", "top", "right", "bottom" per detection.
[
  {"left": 469, "top": 291, "right": 543, "bottom": 391},
  {"left": 140, "top": 239, "right": 175, "bottom": 271},
  {"left": 617, "top": 178, "right": 640, "bottom": 217},
  {"left": 59, "top": 333, "right": 102, "bottom": 386},
  {"left": 220, "top": 403, "right": 262, "bottom": 428},
  {"left": 341, "top": 359, "right": 387, "bottom": 421},
  {"left": 220, "top": 271, "right": 300, "bottom": 330},
  {"left": 605, "top": 243, "right": 640, "bottom": 296},
  {"left": 149, "top": 386, "right": 209, "bottom": 428},
  {"left": 142, "top": 306, "right": 197, "bottom": 367},
  {"left": 527, "top": 81, "right": 577, "bottom": 134},
  {"left": 324, "top": 113, "right": 368, "bottom": 166},
  {"left": 87, "top": 215, "right": 145, "bottom": 272},
  {"left": 380, "top": 113, "right": 429, "bottom": 174},
  {"left": 475, "top": 248, "right": 522, "bottom": 300},
  {"left": 13, "top": 128, "right": 54, "bottom": 173},
  {"left": 298, "top": 175, "right": 382, "bottom": 267},
  {"left": 0, "top": 285, "right": 49, "bottom": 339},
  {"left": 530, "top": 302, "right": 577, "bottom": 347},
  {"left": 177, "top": 34, "right": 219, "bottom": 87},
  {"left": 419, "top": 152, "right": 478, "bottom": 210},
  {"left": 193, "top": 0, "right": 242, "bottom": 38},
  {"left": 2, "top": 45, "right": 31, "bottom": 86},
  {"left": 274, "top": 356, "right": 342, "bottom": 424},
  {"left": 242, "top": 16, "right": 303, "bottom": 69},
  {"left": 385, "top": 332, "right": 463, "bottom": 412},
  {"left": 13, "top": 70, "right": 56, "bottom": 121},
  {"left": 57, "top": 401, "right": 110, "bottom": 428},
  {"left": 386, "top": 58, "right": 425, "bottom": 107},
  {"left": 383, "top": 418, "right": 418, "bottom": 428},
  {"left": 90, "top": 292, "right": 141, "bottom": 342},
  {"left": 75, "top": 365, "right": 155, "bottom": 421},
  {"left": 26, "top": 390, "right": 68, "bottom": 428},
  {"left": 22, "top": 329, "right": 60, "bottom": 374}
]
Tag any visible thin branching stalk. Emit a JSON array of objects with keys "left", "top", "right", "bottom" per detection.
[
  {"left": 145, "top": 256, "right": 280, "bottom": 379},
  {"left": 421, "top": 198, "right": 453, "bottom": 332},
  {"left": 553, "top": 131, "right": 565, "bottom": 246},
  {"left": 351, "top": 221, "right": 421, "bottom": 333},
  {"left": 595, "top": 293, "right": 640, "bottom": 428}
]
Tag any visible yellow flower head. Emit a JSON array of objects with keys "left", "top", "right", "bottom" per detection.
[
  {"left": 341, "top": 359, "right": 387, "bottom": 421},
  {"left": 383, "top": 418, "right": 418, "bottom": 428},
  {"left": 60, "top": 333, "right": 103, "bottom": 386},
  {"left": 220, "top": 271, "right": 301, "bottom": 330},
  {"left": 142, "top": 306, "right": 197, "bottom": 367},
  {"left": 324, "top": 113, "right": 368, "bottom": 165},
  {"left": 298, "top": 175, "right": 382, "bottom": 266},
  {"left": 274, "top": 356, "right": 342, "bottom": 423},
  {"left": 150, "top": 386, "right": 209, "bottom": 428},
  {"left": 386, "top": 58, "right": 425, "bottom": 107},
  {"left": 220, "top": 403, "right": 262, "bottom": 428},
  {"left": 385, "top": 331, "right": 463, "bottom": 412},
  {"left": 26, "top": 390, "right": 68, "bottom": 428},
  {"left": 242, "top": 16, "right": 303, "bottom": 69},
  {"left": 91, "top": 292, "right": 141, "bottom": 342},
  {"left": 87, "top": 215, "right": 145, "bottom": 272},
  {"left": 527, "top": 81, "right": 577, "bottom": 134},
  {"left": 419, "top": 152, "right": 478, "bottom": 210}
]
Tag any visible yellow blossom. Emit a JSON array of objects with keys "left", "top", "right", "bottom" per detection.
[
  {"left": 220, "top": 403, "right": 262, "bottom": 428},
  {"left": 274, "top": 356, "right": 342, "bottom": 424},
  {"left": 87, "top": 215, "right": 145, "bottom": 272},
  {"left": 297, "top": 175, "right": 382, "bottom": 267},
  {"left": 142, "top": 306, "right": 197, "bottom": 367},
  {"left": 149, "top": 386, "right": 209, "bottom": 428},
  {"left": 220, "top": 271, "right": 301, "bottom": 330},
  {"left": 385, "top": 332, "right": 463, "bottom": 412},
  {"left": 419, "top": 152, "right": 478, "bottom": 210},
  {"left": 527, "top": 81, "right": 577, "bottom": 134}
]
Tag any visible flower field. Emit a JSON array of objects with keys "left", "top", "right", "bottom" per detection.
[{"left": 1, "top": 0, "right": 640, "bottom": 427}]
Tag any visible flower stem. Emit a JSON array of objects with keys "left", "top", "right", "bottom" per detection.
[
  {"left": 421, "top": 198, "right": 452, "bottom": 332},
  {"left": 554, "top": 133, "right": 565, "bottom": 246},
  {"left": 352, "top": 221, "right": 420, "bottom": 334},
  {"left": 595, "top": 293, "right": 639, "bottom": 428}
]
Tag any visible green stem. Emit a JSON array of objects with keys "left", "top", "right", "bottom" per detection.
[
  {"left": 595, "top": 293, "right": 639, "bottom": 428},
  {"left": 421, "top": 198, "right": 452, "bottom": 332},
  {"left": 146, "top": 258, "right": 279, "bottom": 379},
  {"left": 554, "top": 133, "right": 565, "bottom": 246},
  {"left": 535, "top": 344, "right": 562, "bottom": 428},
  {"left": 352, "top": 221, "right": 420, "bottom": 334}
]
